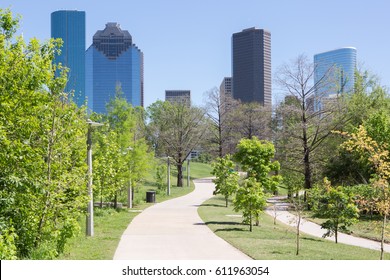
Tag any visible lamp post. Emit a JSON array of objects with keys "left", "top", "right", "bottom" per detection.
[
  {"left": 167, "top": 156, "right": 171, "bottom": 196},
  {"left": 86, "top": 119, "right": 103, "bottom": 237},
  {"left": 126, "top": 147, "right": 133, "bottom": 209},
  {"left": 187, "top": 158, "right": 190, "bottom": 187}
]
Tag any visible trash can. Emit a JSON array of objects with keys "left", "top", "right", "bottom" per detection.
[{"left": 146, "top": 191, "right": 156, "bottom": 203}]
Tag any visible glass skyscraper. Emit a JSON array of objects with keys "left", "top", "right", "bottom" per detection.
[
  {"left": 86, "top": 23, "right": 144, "bottom": 114},
  {"left": 232, "top": 27, "right": 271, "bottom": 106},
  {"left": 314, "top": 47, "right": 357, "bottom": 97},
  {"left": 51, "top": 10, "right": 86, "bottom": 107}
]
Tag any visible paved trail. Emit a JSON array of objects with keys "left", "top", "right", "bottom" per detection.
[
  {"left": 113, "top": 178, "right": 251, "bottom": 260},
  {"left": 265, "top": 196, "right": 390, "bottom": 253}
]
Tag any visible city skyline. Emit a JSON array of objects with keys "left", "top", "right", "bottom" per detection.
[{"left": 2, "top": 0, "right": 389, "bottom": 107}]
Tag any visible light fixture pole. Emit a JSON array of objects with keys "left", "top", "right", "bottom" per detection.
[
  {"left": 187, "top": 158, "right": 190, "bottom": 187},
  {"left": 86, "top": 119, "right": 103, "bottom": 237},
  {"left": 167, "top": 156, "right": 171, "bottom": 196},
  {"left": 126, "top": 147, "right": 133, "bottom": 209}
]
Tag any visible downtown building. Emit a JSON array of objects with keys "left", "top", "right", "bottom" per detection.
[
  {"left": 165, "top": 90, "right": 191, "bottom": 106},
  {"left": 232, "top": 27, "right": 271, "bottom": 106},
  {"left": 220, "top": 77, "right": 232, "bottom": 96},
  {"left": 86, "top": 23, "right": 144, "bottom": 114},
  {"left": 51, "top": 10, "right": 86, "bottom": 107},
  {"left": 314, "top": 47, "right": 357, "bottom": 110}
]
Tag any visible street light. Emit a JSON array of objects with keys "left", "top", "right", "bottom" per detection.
[
  {"left": 167, "top": 156, "right": 171, "bottom": 196},
  {"left": 86, "top": 119, "right": 103, "bottom": 237},
  {"left": 187, "top": 158, "right": 190, "bottom": 187},
  {"left": 125, "top": 147, "right": 133, "bottom": 209}
]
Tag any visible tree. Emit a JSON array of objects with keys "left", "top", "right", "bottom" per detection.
[
  {"left": 211, "top": 154, "right": 239, "bottom": 207},
  {"left": 204, "top": 87, "right": 238, "bottom": 157},
  {"left": 275, "top": 54, "right": 346, "bottom": 200},
  {"left": 324, "top": 71, "right": 390, "bottom": 185},
  {"left": 93, "top": 90, "right": 153, "bottom": 208},
  {"left": 234, "top": 137, "right": 281, "bottom": 193},
  {"left": 147, "top": 101, "right": 206, "bottom": 187},
  {"left": 233, "top": 102, "right": 272, "bottom": 141},
  {"left": 233, "top": 177, "right": 267, "bottom": 232},
  {"left": 311, "top": 178, "right": 359, "bottom": 244},
  {"left": 338, "top": 125, "right": 390, "bottom": 259},
  {"left": 0, "top": 8, "right": 88, "bottom": 258}
]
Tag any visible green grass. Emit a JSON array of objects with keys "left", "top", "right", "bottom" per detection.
[
  {"left": 57, "top": 161, "right": 212, "bottom": 260},
  {"left": 198, "top": 195, "right": 390, "bottom": 260}
]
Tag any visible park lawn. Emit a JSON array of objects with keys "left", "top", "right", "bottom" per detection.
[
  {"left": 58, "top": 161, "right": 211, "bottom": 260},
  {"left": 198, "top": 195, "right": 390, "bottom": 260}
]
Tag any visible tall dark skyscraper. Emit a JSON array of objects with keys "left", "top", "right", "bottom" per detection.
[
  {"left": 232, "top": 27, "right": 271, "bottom": 106},
  {"left": 51, "top": 10, "right": 86, "bottom": 107},
  {"left": 86, "top": 23, "right": 144, "bottom": 113}
]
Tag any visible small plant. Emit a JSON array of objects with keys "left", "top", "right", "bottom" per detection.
[{"left": 155, "top": 165, "right": 167, "bottom": 193}]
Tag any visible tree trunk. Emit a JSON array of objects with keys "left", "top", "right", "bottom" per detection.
[
  {"left": 380, "top": 214, "right": 387, "bottom": 260},
  {"left": 225, "top": 195, "right": 228, "bottom": 207},
  {"left": 249, "top": 212, "right": 252, "bottom": 232},
  {"left": 335, "top": 224, "right": 338, "bottom": 244},
  {"left": 177, "top": 163, "right": 183, "bottom": 187},
  {"left": 296, "top": 214, "right": 301, "bottom": 255}
]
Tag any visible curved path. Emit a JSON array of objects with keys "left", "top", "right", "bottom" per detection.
[
  {"left": 113, "top": 178, "right": 251, "bottom": 260},
  {"left": 265, "top": 196, "right": 390, "bottom": 253}
]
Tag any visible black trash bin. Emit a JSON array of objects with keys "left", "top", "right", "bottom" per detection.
[{"left": 146, "top": 191, "right": 156, "bottom": 203}]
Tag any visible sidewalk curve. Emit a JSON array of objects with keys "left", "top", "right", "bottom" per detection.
[
  {"left": 113, "top": 178, "right": 251, "bottom": 260},
  {"left": 265, "top": 196, "right": 390, "bottom": 253}
]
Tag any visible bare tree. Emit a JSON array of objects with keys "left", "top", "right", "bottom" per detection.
[
  {"left": 233, "top": 102, "right": 272, "bottom": 141},
  {"left": 275, "top": 54, "right": 347, "bottom": 200},
  {"left": 204, "top": 87, "right": 238, "bottom": 157},
  {"left": 148, "top": 101, "right": 207, "bottom": 187}
]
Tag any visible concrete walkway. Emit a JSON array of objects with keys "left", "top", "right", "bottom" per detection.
[
  {"left": 265, "top": 196, "right": 390, "bottom": 253},
  {"left": 113, "top": 178, "right": 251, "bottom": 260}
]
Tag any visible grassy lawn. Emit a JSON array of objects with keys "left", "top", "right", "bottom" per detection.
[
  {"left": 198, "top": 195, "right": 390, "bottom": 260},
  {"left": 57, "top": 161, "right": 211, "bottom": 260}
]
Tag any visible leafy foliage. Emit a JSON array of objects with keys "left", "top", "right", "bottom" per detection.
[
  {"left": 234, "top": 137, "right": 281, "bottom": 193},
  {"left": 0, "top": 9, "right": 88, "bottom": 259},
  {"left": 211, "top": 154, "right": 239, "bottom": 207},
  {"left": 233, "top": 177, "right": 267, "bottom": 232},
  {"left": 310, "top": 178, "right": 359, "bottom": 243}
]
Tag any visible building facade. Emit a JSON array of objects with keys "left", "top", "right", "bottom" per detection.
[
  {"left": 86, "top": 22, "right": 144, "bottom": 113},
  {"left": 314, "top": 47, "right": 357, "bottom": 97},
  {"left": 51, "top": 10, "right": 86, "bottom": 107},
  {"left": 220, "top": 77, "right": 232, "bottom": 96},
  {"left": 165, "top": 90, "right": 191, "bottom": 106},
  {"left": 232, "top": 27, "right": 271, "bottom": 106}
]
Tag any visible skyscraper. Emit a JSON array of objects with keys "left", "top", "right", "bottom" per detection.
[
  {"left": 86, "top": 23, "right": 144, "bottom": 113},
  {"left": 232, "top": 27, "right": 271, "bottom": 106},
  {"left": 314, "top": 47, "right": 357, "bottom": 97},
  {"left": 51, "top": 10, "right": 86, "bottom": 107}
]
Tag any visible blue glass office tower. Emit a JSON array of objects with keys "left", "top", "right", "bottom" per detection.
[
  {"left": 232, "top": 28, "right": 271, "bottom": 106},
  {"left": 86, "top": 23, "right": 144, "bottom": 114},
  {"left": 314, "top": 47, "right": 357, "bottom": 97},
  {"left": 51, "top": 10, "right": 86, "bottom": 107}
]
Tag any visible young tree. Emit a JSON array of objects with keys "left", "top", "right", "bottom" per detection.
[
  {"left": 233, "top": 177, "right": 267, "bottom": 232},
  {"left": 275, "top": 54, "right": 346, "bottom": 200},
  {"left": 311, "top": 178, "right": 359, "bottom": 244},
  {"left": 338, "top": 125, "right": 390, "bottom": 259},
  {"left": 234, "top": 137, "right": 281, "bottom": 193},
  {"left": 147, "top": 101, "right": 206, "bottom": 187},
  {"left": 211, "top": 154, "right": 239, "bottom": 207}
]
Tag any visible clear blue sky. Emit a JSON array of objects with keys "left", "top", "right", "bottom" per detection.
[{"left": 2, "top": 0, "right": 389, "bottom": 107}]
